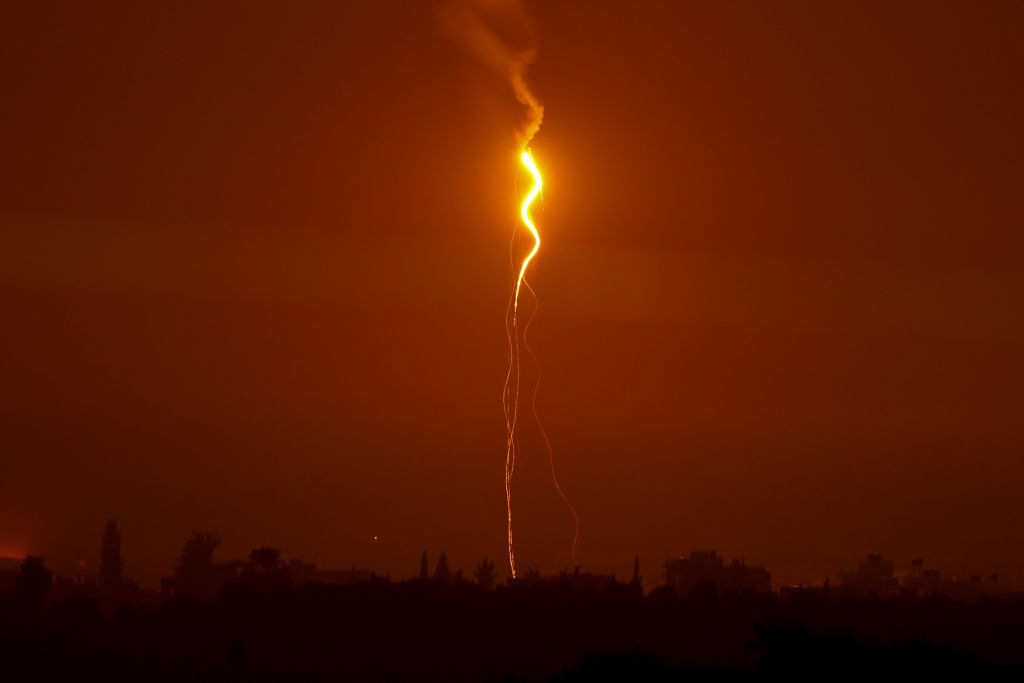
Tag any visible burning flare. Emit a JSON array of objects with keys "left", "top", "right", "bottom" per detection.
[
  {"left": 514, "top": 150, "right": 542, "bottom": 311},
  {"left": 503, "top": 150, "right": 542, "bottom": 578},
  {"left": 439, "top": 0, "right": 575, "bottom": 578},
  {"left": 503, "top": 150, "right": 580, "bottom": 579}
]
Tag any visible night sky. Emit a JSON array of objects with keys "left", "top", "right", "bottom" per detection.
[{"left": 1, "top": 1, "right": 1022, "bottom": 588}]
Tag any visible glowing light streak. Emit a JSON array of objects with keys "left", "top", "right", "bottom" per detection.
[
  {"left": 521, "top": 280, "right": 580, "bottom": 562},
  {"left": 514, "top": 150, "right": 543, "bottom": 314},
  {"left": 502, "top": 150, "right": 578, "bottom": 579}
]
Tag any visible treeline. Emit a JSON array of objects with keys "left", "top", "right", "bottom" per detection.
[
  {"left": 2, "top": 523, "right": 1023, "bottom": 680},
  {"left": 2, "top": 557, "right": 1024, "bottom": 680}
]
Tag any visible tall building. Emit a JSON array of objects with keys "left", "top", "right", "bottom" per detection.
[
  {"left": 99, "top": 520, "right": 122, "bottom": 586},
  {"left": 664, "top": 550, "right": 771, "bottom": 595},
  {"left": 838, "top": 553, "right": 899, "bottom": 597}
]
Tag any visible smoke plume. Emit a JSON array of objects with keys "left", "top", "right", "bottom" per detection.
[{"left": 438, "top": 0, "right": 544, "bottom": 148}]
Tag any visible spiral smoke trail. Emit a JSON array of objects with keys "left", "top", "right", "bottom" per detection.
[
  {"left": 437, "top": 0, "right": 544, "bottom": 148},
  {"left": 439, "top": 0, "right": 577, "bottom": 578}
]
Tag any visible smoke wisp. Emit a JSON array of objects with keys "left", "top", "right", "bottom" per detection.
[{"left": 438, "top": 0, "right": 544, "bottom": 148}]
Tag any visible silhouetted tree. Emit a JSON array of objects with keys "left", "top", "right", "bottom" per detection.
[
  {"left": 99, "top": 519, "right": 122, "bottom": 586},
  {"left": 241, "top": 546, "right": 290, "bottom": 589},
  {"left": 172, "top": 531, "right": 221, "bottom": 597},
  {"left": 631, "top": 554, "right": 641, "bottom": 588},
  {"left": 522, "top": 566, "right": 542, "bottom": 586},
  {"left": 419, "top": 551, "right": 429, "bottom": 580},
  {"left": 434, "top": 552, "right": 451, "bottom": 583},
  {"left": 177, "top": 531, "right": 220, "bottom": 575},
  {"left": 475, "top": 557, "right": 496, "bottom": 591},
  {"left": 248, "top": 546, "right": 283, "bottom": 574}
]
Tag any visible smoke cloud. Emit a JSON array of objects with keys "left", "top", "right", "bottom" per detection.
[{"left": 438, "top": 0, "right": 544, "bottom": 148}]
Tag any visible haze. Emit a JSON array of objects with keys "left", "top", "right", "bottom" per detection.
[{"left": 1, "top": 1, "right": 1022, "bottom": 588}]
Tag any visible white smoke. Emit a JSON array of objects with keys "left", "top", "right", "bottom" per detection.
[{"left": 437, "top": 0, "right": 544, "bottom": 148}]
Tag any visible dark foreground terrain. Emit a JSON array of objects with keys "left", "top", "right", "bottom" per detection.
[{"left": 3, "top": 577, "right": 1024, "bottom": 681}]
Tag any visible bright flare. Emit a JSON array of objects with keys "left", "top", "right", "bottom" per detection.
[
  {"left": 504, "top": 149, "right": 579, "bottom": 579},
  {"left": 514, "top": 150, "right": 543, "bottom": 312},
  {"left": 504, "top": 150, "right": 543, "bottom": 578}
]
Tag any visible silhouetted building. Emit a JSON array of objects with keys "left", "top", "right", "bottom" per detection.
[
  {"left": 778, "top": 582, "right": 829, "bottom": 600},
  {"left": 287, "top": 559, "right": 370, "bottom": 585},
  {"left": 99, "top": 520, "right": 122, "bottom": 586},
  {"left": 839, "top": 553, "right": 898, "bottom": 597},
  {"left": 9, "top": 556, "right": 53, "bottom": 616},
  {"left": 663, "top": 550, "right": 771, "bottom": 595},
  {"left": 0, "top": 566, "right": 18, "bottom": 598},
  {"left": 161, "top": 559, "right": 245, "bottom": 598},
  {"left": 0, "top": 555, "right": 20, "bottom": 598},
  {"left": 508, "top": 567, "right": 618, "bottom": 591},
  {"left": 560, "top": 568, "right": 617, "bottom": 592},
  {"left": 160, "top": 531, "right": 240, "bottom": 598},
  {"left": 902, "top": 558, "right": 943, "bottom": 596}
]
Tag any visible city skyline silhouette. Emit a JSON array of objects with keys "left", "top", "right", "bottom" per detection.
[{"left": 2, "top": 0, "right": 1023, "bottom": 678}]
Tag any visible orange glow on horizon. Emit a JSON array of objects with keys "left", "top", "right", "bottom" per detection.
[{"left": 0, "top": 547, "right": 26, "bottom": 561}]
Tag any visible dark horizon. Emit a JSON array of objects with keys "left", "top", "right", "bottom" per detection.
[
  {"left": 1, "top": 520, "right": 1018, "bottom": 596},
  {"left": 3, "top": 520, "right": 1019, "bottom": 609},
  {"left": 6, "top": 544, "right": 1023, "bottom": 681}
]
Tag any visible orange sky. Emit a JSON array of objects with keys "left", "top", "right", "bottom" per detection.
[{"left": 1, "top": 1, "right": 1023, "bottom": 587}]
